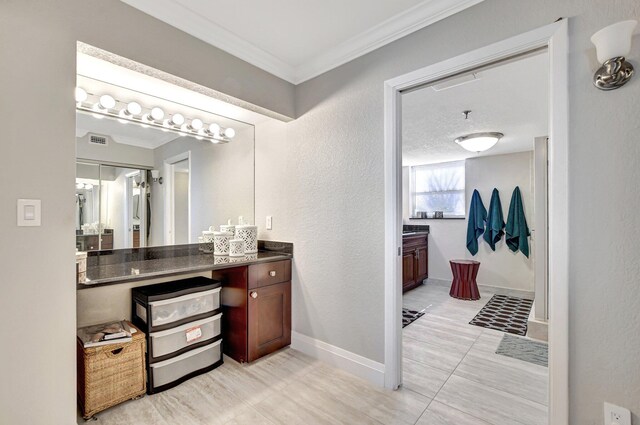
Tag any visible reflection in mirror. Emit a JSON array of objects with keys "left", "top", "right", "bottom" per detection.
[{"left": 75, "top": 79, "right": 255, "bottom": 251}]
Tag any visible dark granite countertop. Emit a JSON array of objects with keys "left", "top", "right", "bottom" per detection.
[
  {"left": 402, "top": 224, "right": 430, "bottom": 236},
  {"left": 78, "top": 241, "right": 293, "bottom": 289}
]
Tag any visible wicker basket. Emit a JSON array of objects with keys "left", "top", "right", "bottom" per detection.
[{"left": 77, "top": 323, "right": 146, "bottom": 419}]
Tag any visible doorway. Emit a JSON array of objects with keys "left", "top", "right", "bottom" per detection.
[
  {"left": 384, "top": 20, "right": 569, "bottom": 425},
  {"left": 163, "top": 152, "right": 191, "bottom": 245}
]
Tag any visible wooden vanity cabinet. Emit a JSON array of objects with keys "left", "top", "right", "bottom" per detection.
[
  {"left": 402, "top": 234, "right": 428, "bottom": 293},
  {"left": 213, "top": 259, "right": 291, "bottom": 363}
]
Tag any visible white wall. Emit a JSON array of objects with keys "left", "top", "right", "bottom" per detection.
[
  {"left": 405, "top": 152, "right": 534, "bottom": 291},
  {"left": 284, "top": 2, "right": 640, "bottom": 424}
]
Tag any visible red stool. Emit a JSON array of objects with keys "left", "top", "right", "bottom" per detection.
[{"left": 449, "top": 260, "right": 481, "bottom": 300}]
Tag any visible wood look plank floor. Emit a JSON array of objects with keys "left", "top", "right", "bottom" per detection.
[
  {"left": 404, "top": 281, "right": 548, "bottom": 425},
  {"left": 82, "top": 281, "right": 547, "bottom": 425}
]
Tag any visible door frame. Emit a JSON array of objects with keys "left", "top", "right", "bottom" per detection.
[
  {"left": 383, "top": 19, "right": 569, "bottom": 424},
  {"left": 163, "top": 151, "right": 192, "bottom": 245}
]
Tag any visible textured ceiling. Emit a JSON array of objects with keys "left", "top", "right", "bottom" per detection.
[{"left": 402, "top": 51, "right": 549, "bottom": 166}]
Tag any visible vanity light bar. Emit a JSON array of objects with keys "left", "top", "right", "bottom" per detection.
[{"left": 75, "top": 88, "right": 236, "bottom": 144}]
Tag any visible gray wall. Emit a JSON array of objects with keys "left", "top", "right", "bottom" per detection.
[
  {"left": 285, "top": 1, "right": 640, "bottom": 424},
  {"left": 0, "top": 2, "right": 291, "bottom": 424}
]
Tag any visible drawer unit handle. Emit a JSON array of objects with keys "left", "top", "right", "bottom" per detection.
[
  {"left": 269, "top": 271, "right": 277, "bottom": 277},
  {"left": 250, "top": 291, "right": 258, "bottom": 299}
]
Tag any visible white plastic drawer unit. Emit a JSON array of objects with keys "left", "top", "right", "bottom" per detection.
[
  {"left": 132, "top": 277, "right": 222, "bottom": 332},
  {"left": 149, "top": 339, "right": 222, "bottom": 393},
  {"left": 149, "top": 313, "right": 222, "bottom": 362}
]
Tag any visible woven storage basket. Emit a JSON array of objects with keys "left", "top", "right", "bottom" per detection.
[{"left": 77, "top": 322, "right": 146, "bottom": 419}]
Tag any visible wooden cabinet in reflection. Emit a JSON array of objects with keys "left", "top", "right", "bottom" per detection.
[{"left": 76, "top": 230, "right": 113, "bottom": 251}]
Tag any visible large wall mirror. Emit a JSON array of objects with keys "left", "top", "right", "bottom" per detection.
[{"left": 75, "top": 75, "right": 255, "bottom": 252}]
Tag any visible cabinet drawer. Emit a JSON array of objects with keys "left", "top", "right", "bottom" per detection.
[
  {"left": 149, "top": 313, "right": 222, "bottom": 362},
  {"left": 135, "top": 288, "right": 220, "bottom": 330},
  {"left": 248, "top": 260, "right": 291, "bottom": 289},
  {"left": 148, "top": 339, "right": 222, "bottom": 393}
]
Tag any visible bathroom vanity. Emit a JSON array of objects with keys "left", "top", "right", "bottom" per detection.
[
  {"left": 402, "top": 226, "right": 429, "bottom": 292},
  {"left": 77, "top": 242, "right": 293, "bottom": 364}
]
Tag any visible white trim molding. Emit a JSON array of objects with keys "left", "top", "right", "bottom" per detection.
[
  {"left": 291, "top": 332, "right": 385, "bottom": 386},
  {"left": 383, "top": 20, "right": 569, "bottom": 425},
  {"left": 121, "top": 0, "right": 483, "bottom": 84}
]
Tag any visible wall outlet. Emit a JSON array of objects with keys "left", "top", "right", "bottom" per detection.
[
  {"left": 266, "top": 216, "right": 272, "bottom": 230},
  {"left": 604, "top": 402, "right": 631, "bottom": 425}
]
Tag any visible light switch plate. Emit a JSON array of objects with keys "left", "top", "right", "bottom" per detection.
[
  {"left": 266, "top": 216, "right": 272, "bottom": 230},
  {"left": 604, "top": 402, "right": 631, "bottom": 425},
  {"left": 17, "top": 199, "right": 41, "bottom": 226}
]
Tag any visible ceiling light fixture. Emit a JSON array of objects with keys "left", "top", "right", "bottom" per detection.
[
  {"left": 454, "top": 132, "right": 503, "bottom": 152},
  {"left": 75, "top": 88, "right": 233, "bottom": 144},
  {"left": 591, "top": 20, "right": 637, "bottom": 90}
]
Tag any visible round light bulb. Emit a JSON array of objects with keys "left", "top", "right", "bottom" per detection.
[
  {"left": 126, "top": 102, "right": 142, "bottom": 116},
  {"left": 208, "top": 123, "right": 221, "bottom": 134},
  {"left": 150, "top": 107, "right": 164, "bottom": 121},
  {"left": 191, "top": 118, "right": 203, "bottom": 131},
  {"left": 224, "top": 127, "right": 236, "bottom": 138},
  {"left": 171, "top": 113, "right": 185, "bottom": 126},
  {"left": 75, "top": 87, "right": 88, "bottom": 103},
  {"left": 99, "top": 94, "right": 116, "bottom": 110}
]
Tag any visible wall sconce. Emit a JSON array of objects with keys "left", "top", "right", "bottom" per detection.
[
  {"left": 591, "top": 20, "right": 637, "bottom": 90},
  {"left": 150, "top": 169, "right": 162, "bottom": 185}
]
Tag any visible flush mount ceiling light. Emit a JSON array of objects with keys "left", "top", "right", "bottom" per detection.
[
  {"left": 75, "top": 88, "right": 235, "bottom": 144},
  {"left": 454, "top": 132, "right": 504, "bottom": 153},
  {"left": 591, "top": 20, "right": 637, "bottom": 90}
]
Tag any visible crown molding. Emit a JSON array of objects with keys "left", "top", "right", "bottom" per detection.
[
  {"left": 293, "top": 0, "right": 484, "bottom": 83},
  {"left": 121, "top": 0, "right": 297, "bottom": 82},
  {"left": 122, "top": 0, "right": 483, "bottom": 85}
]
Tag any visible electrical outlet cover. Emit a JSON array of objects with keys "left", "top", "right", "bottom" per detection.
[{"left": 604, "top": 402, "right": 631, "bottom": 425}]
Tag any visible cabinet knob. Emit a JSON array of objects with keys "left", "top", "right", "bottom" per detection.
[
  {"left": 269, "top": 271, "right": 277, "bottom": 277},
  {"left": 250, "top": 291, "right": 258, "bottom": 299}
]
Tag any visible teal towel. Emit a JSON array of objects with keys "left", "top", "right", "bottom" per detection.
[
  {"left": 505, "top": 186, "right": 530, "bottom": 257},
  {"left": 483, "top": 188, "right": 505, "bottom": 251},
  {"left": 466, "top": 189, "right": 487, "bottom": 255}
]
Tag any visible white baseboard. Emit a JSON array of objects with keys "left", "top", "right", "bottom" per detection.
[
  {"left": 291, "top": 331, "right": 385, "bottom": 387},
  {"left": 425, "top": 277, "right": 534, "bottom": 300}
]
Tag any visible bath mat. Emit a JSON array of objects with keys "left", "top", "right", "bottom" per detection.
[
  {"left": 469, "top": 294, "right": 533, "bottom": 336},
  {"left": 496, "top": 334, "right": 548, "bottom": 367},
  {"left": 403, "top": 308, "right": 425, "bottom": 328}
]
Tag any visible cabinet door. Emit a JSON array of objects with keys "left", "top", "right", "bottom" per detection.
[
  {"left": 415, "top": 246, "right": 428, "bottom": 282},
  {"left": 402, "top": 251, "right": 416, "bottom": 290},
  {"left": 248, "top": 281, "right": 291, "bottom": 362}
]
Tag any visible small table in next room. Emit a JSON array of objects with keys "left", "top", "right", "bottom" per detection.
[{"left": 449, "top": 260, "right": 481, "bottom": 300}]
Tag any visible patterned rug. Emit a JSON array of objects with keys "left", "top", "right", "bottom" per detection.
[
  {"left": 402, "top": 308, "right": 425, "bottom": 328},
  {"left": 469, "top": 295, "right": 533, "bottom": 336},
  {"left": 496, "top": 334, "right": 548, "bottom": 367}
]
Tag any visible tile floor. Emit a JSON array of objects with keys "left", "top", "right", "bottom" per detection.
[{"left": 84, "top": 281, "right": 547, "bottom": 425}]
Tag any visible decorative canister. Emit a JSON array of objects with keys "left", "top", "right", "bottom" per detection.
[
  {"left": 197, "top": 236, "right": 204, "bottom": 252},
  {"left": 220, "top": 224, "right": 236, "bottom": 238},
  {"left": 235, "top": 225, "right": 258, "bottom": 253},
  {"left": 202, "top": 231, "right": 215, "bottom": 253},
  {"left": 213, "top": 255, "right": 230, "bottom": 265},
  {"left": 229, "top": 239, "right": 245, "bottom": 257},
  {"left": 213, "top": 231, "right": 234, "bottom": 255},
  {"left": 244, "top": 253, "right": 258, "bottom": 261}
]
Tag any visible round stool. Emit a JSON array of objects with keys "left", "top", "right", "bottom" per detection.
[{"left": 449, "top": 260, "right": 481, "bottom": 300}]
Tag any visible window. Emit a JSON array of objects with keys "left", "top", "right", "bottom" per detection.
[{"left": 410, "top": 160, "right": 465, "bottom": 218}]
